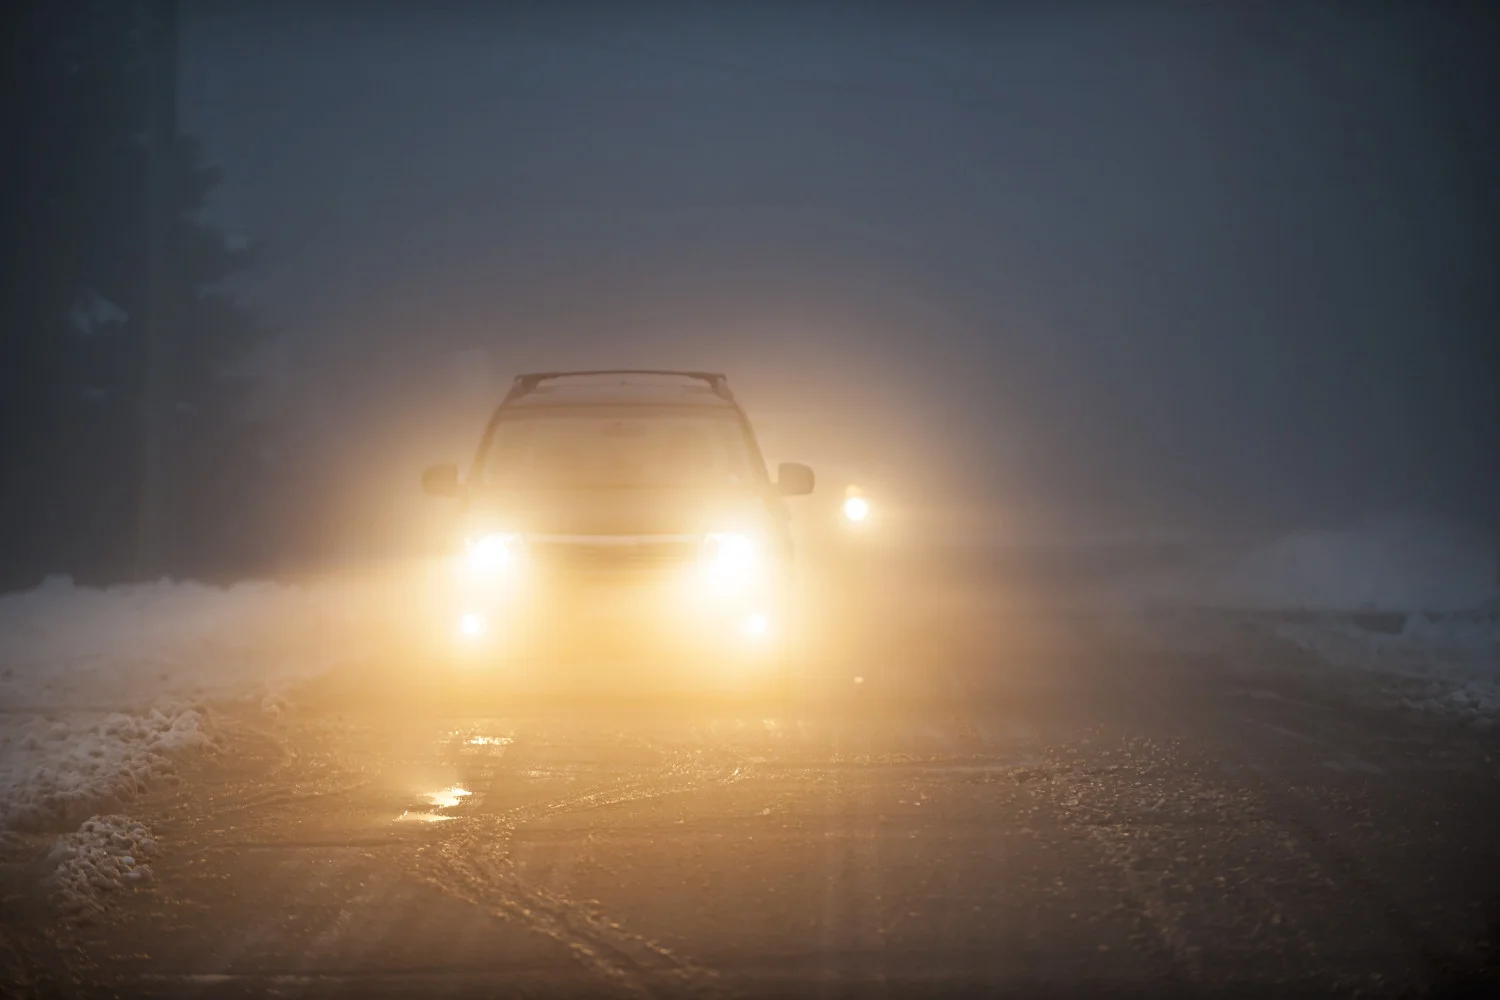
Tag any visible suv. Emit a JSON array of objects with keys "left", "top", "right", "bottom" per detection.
[{"left": 421, "top": 370, "right": 815, "bottom": 683}]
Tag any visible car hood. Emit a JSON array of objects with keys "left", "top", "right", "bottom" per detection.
[{"left": 467, "top": 486, "right": 771, "bottom": 538}]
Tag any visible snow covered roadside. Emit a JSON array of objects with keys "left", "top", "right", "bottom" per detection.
[
  {"left": 0, "top": 572, "right": 391, "bottom": 911},
  {"left": 1268, "top": 604, "right": 1500, "bottom": 724},
  {"left": 47, "top": 815, "right": 161, "bottom": 914},
  {"left": 1108, "top": 517, "right": 1500, "bottom": 724},
  {"left": 0, "top": 707, "right": 215, "bottom": 835}
]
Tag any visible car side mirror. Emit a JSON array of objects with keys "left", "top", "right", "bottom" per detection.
[
  {"left": 422, "top": 463, "right": 462, "bottom": 497},
  {"left": 776, "top": 462, "right": 815, "bottom": 497}
]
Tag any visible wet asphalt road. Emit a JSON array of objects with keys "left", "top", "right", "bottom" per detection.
[{"left": 10, "top": 577, "right": 1500, "bottom": 999}]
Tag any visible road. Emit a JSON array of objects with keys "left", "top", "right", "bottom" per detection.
[{"left": 6, "top": 568, "right": 1500, "bottom": 999}]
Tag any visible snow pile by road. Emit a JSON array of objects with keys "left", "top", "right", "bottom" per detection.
[
  {"left": 48, "top": 814, "right": 159, "bottom": 914},
  {"left": 1269, "top": 605, "right": 1500, "bottom": 723},
  {"left": 0, "top": 574, "right": 370, "bottom": 709},
  {"left": 0, "top": 574, "right": 381, "bottom": 836},
  {"left": 1115, "top": 517, "right": 1499, "bottom": 721},
  {"left": 0, "top": 708, "right": 214, "bottom": 832}
]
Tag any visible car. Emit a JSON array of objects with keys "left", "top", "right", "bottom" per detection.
[{"left": 420, "top": 370, "right": 816, "bottom": 692}]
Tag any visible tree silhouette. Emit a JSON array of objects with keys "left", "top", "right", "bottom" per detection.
[{"left": 0, "top": 0, "right": 268, "bottom": 588}]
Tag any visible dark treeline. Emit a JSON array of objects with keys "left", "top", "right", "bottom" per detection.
[{"left": 1, "top": 0, "right": 273, "bottom": 591}]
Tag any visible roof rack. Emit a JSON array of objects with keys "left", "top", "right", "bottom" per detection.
[{"left": 503, "top": 370, "right": 734, "bottom": 403}]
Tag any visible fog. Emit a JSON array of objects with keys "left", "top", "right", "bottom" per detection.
[
  {"left": 179, "top": 1, "right": 1496, "bottom": 558},
  {"left": 6, "top": 9, "right": 1500, "bottom": 988}
]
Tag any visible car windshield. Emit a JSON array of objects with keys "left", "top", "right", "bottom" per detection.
[{"left": 480, "top": 407, "right": 760, "bottom": 488}]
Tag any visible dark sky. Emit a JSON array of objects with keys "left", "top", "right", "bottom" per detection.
[{"left": 180, "top": 1, "right": 1497, "bottom": 543}]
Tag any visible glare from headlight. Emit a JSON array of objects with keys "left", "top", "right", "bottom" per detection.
[
  {"left": 459, "top": 612, "right": 487, "bottom": 637},
  {"left": 703, "top": 532, "right": 757, "bottom": 575},
  {"left": 741, "top": 612, "right": 770, "bottom": 637},
  {"left": 841, "top": 495, "right": 870, "bottom": 525},
  {"left": 467, "top": 533, "right": 521, "bottom": 573}
]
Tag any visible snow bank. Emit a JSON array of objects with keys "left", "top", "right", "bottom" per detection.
[
  {"left": 0, "top": 571, "right": 416, "bottom": 910},
  {"left": 48, "top": 814, "right": 159, "bottom": 914},
  {"left": 1108, "top": 518, "right": 1499, "bottom": 721},
  {"left": 0, "top": 574, "right": 370, "bottom": 710},
  {"left": 1269, "top": 605, "right": 1500, "bottom": 722},
  {"left": 0, "top": 707, "right": 214, "bottom": 832},
  {"left": 0, "top": 574, "right": 382, "bottom": 835}
]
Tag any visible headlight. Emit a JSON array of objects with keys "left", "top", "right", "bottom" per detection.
[
  {"left": 841, "top": 495, "right": 870, "bottom": 525},
  {"left": 466, "top": 532, "right": 523, "bottom": 573},
  {"left": 741, "top": 611, "right": 770, "bottom": 637},
  {"left": 700, "top": 532, "right": 766, "bottom": 593},
  {"left": 841, "top": 485, "right": 872, "bottom": 527},
  {"left": 702, "top": 532, "right": 757, "bottom": 576}
]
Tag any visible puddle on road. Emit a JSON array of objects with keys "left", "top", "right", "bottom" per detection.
[
  {"left": 427, "top": 786, "right": 472, "bottom": 808},
  {"left": 395, "top": 810, "right": 456, "bottom": 823},
  {"left": 448, "top": 727, "right": 516, "bottom": 750},
  {"left": 392, "top": 785, "right": 472, "bottom": 824}
]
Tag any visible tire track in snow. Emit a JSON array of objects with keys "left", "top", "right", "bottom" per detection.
[{"left": 420, "top": 739, "right": 750, "bottom": 998}]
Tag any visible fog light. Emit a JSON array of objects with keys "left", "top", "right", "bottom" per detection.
[
  {"left": 459, "top": 612, "right": 487, "bottom": 637},
  {"left": 742, "top": 612, "right": 770, "bottom": 637}
]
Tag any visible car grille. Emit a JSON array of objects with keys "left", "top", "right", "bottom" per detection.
[{"left": 528, "top": 538, "right": 700, "bottom": 574}]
